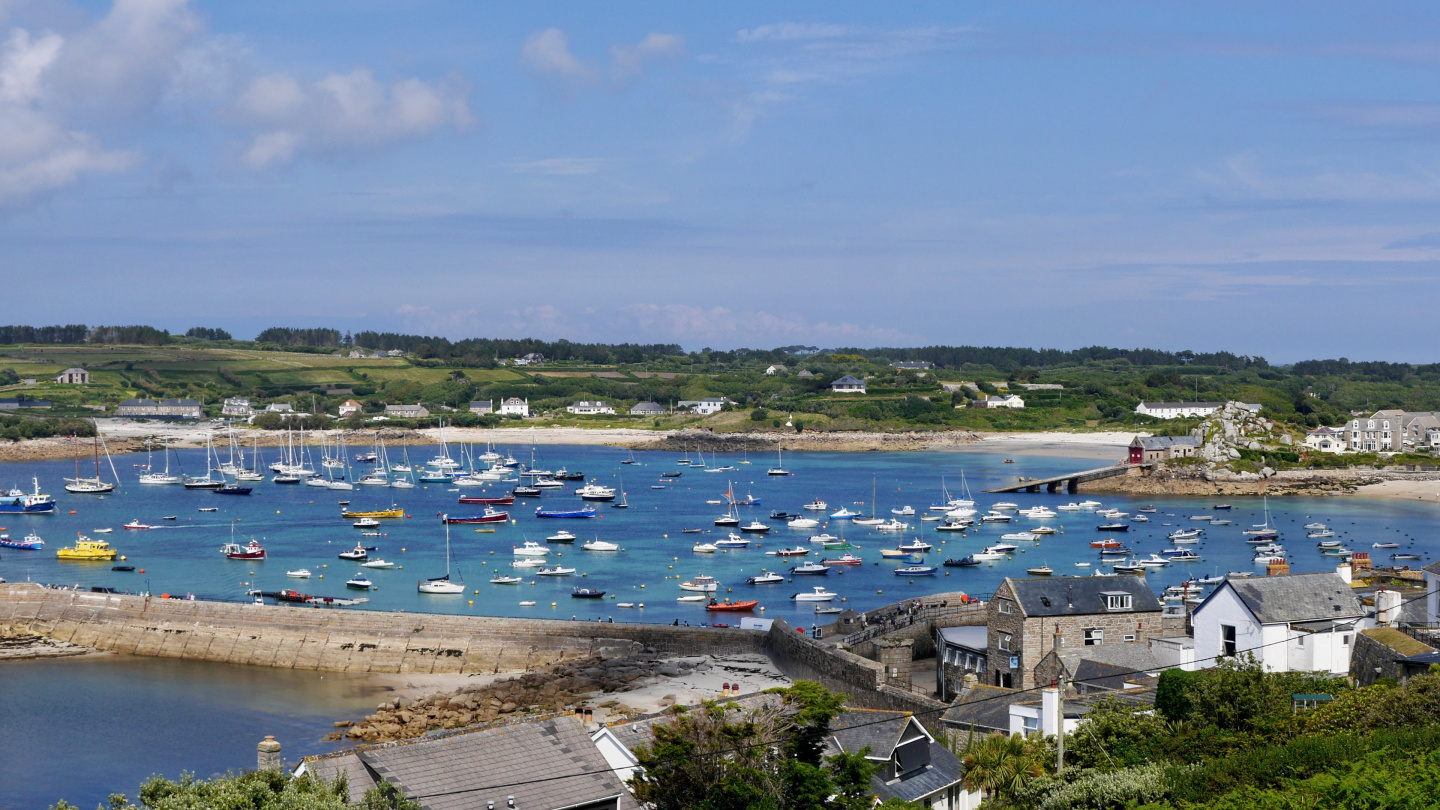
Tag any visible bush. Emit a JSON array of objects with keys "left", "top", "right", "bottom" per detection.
[
  {"left": 751, "top": 408, "right": 769, "bottom": 422},
  {"left": 1026, "top": 763, "right": 1176, "bottom": 810}
]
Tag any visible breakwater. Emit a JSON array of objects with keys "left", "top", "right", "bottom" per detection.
[{"left": 0, "top": 584, "right": 765, "bottom": 674}]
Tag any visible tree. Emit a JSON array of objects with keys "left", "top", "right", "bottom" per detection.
[
  {"left": 630, "top": 681, "right": 891, "bottom": 810},
  {"left": 50, "top": 769, "right": 420, "bottom": 810},
  {"left": 960, "top": 732, "right": 1048, "bottom": 806}
]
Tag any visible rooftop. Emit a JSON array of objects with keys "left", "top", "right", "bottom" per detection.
[
  {"left": 1001, "top": 576, "right": 1159, "bottom": 618},
  {"left": 1217, "top": 571, "right": 1364, "bottom": 624}
]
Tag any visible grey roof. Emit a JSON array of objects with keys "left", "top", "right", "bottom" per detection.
[
  {"left": 1138, "top": 401, "right": 1223, "bottom": 409},
  {"left": 797, "top": 369, "right": 815, "bottom": 377},
  {"left": 830, "top": 709, "right": 918, "bottom": 760},
  {"left": 875, "top": 743, "right": 961, "bottom": 803},
  {"left": 938, "top": 625, "right": 988, "bottom": 650},
  {"left": 1217, "top": 572, "right": 1364, "bottom": 624},
  {"left": 160, "top": 398, "right": 200, "bottom": 406},
  {"left": 1132, "top": 436, "right": 1201, "bottom": 450},
  {"left": 307, "top": 716, "right": 634, "bottom": 810},
  {"left": 1423, "top": 561, "right": 1440, "bottom": 576},
  {"left": 1002, "top": 576, "right": 1160, "bottom": 618},
  {"left": 891, "top": 361, "right": 933, "bottom": 369},
  {"left": 1046, "top": 645, "right": 1170, "bottom": 692},
  {"left": 307, "top": 752, "right": 379, "bottom": 803},
  {"left": 940, "top": 684, "right": 1017, "bottom": 733},
  {"left": 832, "top": 375, "right": 865, "bottom": 385}
]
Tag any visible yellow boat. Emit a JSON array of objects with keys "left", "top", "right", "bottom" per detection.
[
  {"left": 57, "top": 535, "right": 117, "bottom": 561},
  {"left": 340, "top": 507, "right": 404, "bottom": 519}
]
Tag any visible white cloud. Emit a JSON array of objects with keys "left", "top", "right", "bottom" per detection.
[
  {"left": 234, "top": 68, "right": 473, "bottom": 168},
  {"left": 521, "top": 28, "right": 685, "bottom": 91},
  {"left": 0, "top": 25, "right": 136, "bottom": 209}
]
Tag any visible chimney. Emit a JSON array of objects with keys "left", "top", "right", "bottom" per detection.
[
  {"left": 961, "top": 672, "right": 978, "bottom": 696},
  {"left": 1040, "top": 687, "right": 1060, "bottom": 737},
  {"left": 1336, "top": 563, "right": 1352, "bottom": 585},
  {"left": 256, "top": 735, "right": 281, "bottom": 771}
]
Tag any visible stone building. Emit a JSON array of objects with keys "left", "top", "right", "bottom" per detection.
[
  {"left": 384, "top": 403, "right": 429, "bottom": 419},
  {"left": 1127, "top": 435, "right": 1202, "bottom": 463},
  {"left": 986, "top": 576, "right": 1163, "bottom": 690},
  {"left": 53, "top": 367, "right": 89, "bottom": 384}
]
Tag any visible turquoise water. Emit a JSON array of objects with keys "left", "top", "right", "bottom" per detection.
[
  {"left": 0, "top": 444, "right": 1431, "bottom": 622},
  {"left": 2, "top": 656, "right": 387, "bottom": 810},
  {"left": 2, "top": 443, "right": 1436, "bottom": 807}
]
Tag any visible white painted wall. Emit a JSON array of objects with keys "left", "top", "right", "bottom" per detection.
[{"left": 1193, "top": 585, "right": 1264, "bottom": 667}]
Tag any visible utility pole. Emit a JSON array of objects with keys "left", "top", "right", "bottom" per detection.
[{"left": 1053, "top": 623, "right": 1065, "bottom": 774}]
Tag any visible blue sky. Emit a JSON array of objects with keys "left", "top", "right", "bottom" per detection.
[{"left": 4, "top": 1, "right": 1440, "bottom": 361}]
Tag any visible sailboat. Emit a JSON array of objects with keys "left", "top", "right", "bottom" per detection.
[
  {"left": 64, "top": 424, "right": 119, "bottom": 493},
  {"left": 235, "top": 437, "right": 265, "bottom": 481},
  {"left": 767, "top": 442, "right": 789, "bottom": 476},
  {"left": 1242, "top": 497, "right": 1279, "bottom": 538},
  {"left": 138, "top": 439, "right": 181, "bottom": 485},
  {"left": 357, "top": 433, "right": 390, "bottom": 486},
  {"left": 622, "top": 449, "right": 638, "bottom": 465},
  {"left": 417, "top": 522, "right": 466, "bottom": 594},
  {"left": 327, "top": 432, "right": 355, "bottom": 490},
  {"left": 612, "top": 475, "right": 630, "bottom": 509},
  {"left": 853, "top": 476, "right": 885, "bottom": 526},
  {"left": 390, "top": 440, "right": 416, "bottom": 489}
]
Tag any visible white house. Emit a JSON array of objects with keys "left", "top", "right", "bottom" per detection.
[
  {"left": 1134, "top": 401, "right": 1224, "bottom": 419},
  {"left": 764, "top": 364, "right": 788, "bottom": 376},
  {"left": 1424, "top": 561, "right": 1440, "bottom": 627},
  {"left": 566, "top": 400, "right": 615, "bottom": 415},
  {"left": 677, "top": 397, "right": 731, "bottom": 415},
  {"left": 830, "top": 375, "right": 867, "bottom": 394},
  {"left": 264, "top": 402, "right": 294, "bottom": 414},
  {"left": 891, "top": 361, "right": 933, "bottom": 370},
  {"left": 221, "top": 397, "right": 253, "bottom": 417},
  {"left": 384, "top": 403, "right": 429, "bottom": 418},
  {"left": 53, "top": 367, "right": 89, "bottom": 384},
  {"left": 1304, "top": 426, "right": 1347, "bottom": 454},
  {"left": 976, "top": 394, "right": 1025, "bottom": 409},
  {"left": 1191, "top": 571, "right": 1366, "bottom": 674},
  {"left": 498, "top": 397, "right": 529, "bottom": 417},
  {"left": 338, "top": 399, "right": 363, "bottom": 417}
]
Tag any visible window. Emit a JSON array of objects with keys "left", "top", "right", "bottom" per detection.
[
  {"left": 1297, "top": 635, "right": 1305, "bottom": 647},
  {"left": 1222, "top": 624, "right": 1237, "bottom": 657},
  {"left": 998, "top": 600, "right": 1013, "bottom": 615},
  {"left": 1123, "top": 634, "right": 1137, "bottom": 642},
  {"left": 1021, "top": 714, "right": 1040, "bottom": 736},
  {"left": 1103, "top": 592, "right": 1132, "bottom": 611},
  {"left": 1342, "top": 634, "right": 1351, "bottom": 646},
  {"left": 999, "top": 633, "right": 1013, "bottom": 652},
  {"left": 1083, "top": 628, "right": 1103, "bottom": 646}
]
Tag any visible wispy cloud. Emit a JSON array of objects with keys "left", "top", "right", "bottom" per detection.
[
  {"left": 521, "top": 28, "right": 685, "bottom": 93},
  {"left": 736, "top": 23, "right": 852, "bottom": 44},
  {"left": 1192, "top": 152, "right": 1440, "bottom": 205},
  {"left": 508, "top": 158, "right": 618, "bottom": 176}
]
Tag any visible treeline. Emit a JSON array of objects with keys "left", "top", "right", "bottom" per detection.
[
  {"left": 1292, "top": 357, "right": 1440, "bottom": 381},
  {"left": 255, "top": 327, "right": 342, "bottom": 348},
  {"left": 350, "top": 332, "right": 685, "bottom": 363},
  {"left": 836, "top": 344, "right": 1269, "bottom": 371},
  {"left": 184, "top": 327, "right": 233, "bottom": 341},
  {"left": 0, "top": 325, "right": 169, "bottom": 345}
]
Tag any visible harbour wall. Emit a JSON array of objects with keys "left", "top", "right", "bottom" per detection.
[
  {"left": 0, "top": 584, "right": 766, "bottom": 674},
  {"left": 763, "top": 617, "right": 950, "bottom": 733}
]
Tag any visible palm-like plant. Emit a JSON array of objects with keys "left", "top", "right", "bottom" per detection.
[{"left": 961, "top": 732, "right": 1046, "bottom": 803}]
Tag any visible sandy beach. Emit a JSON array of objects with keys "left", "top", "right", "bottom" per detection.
[
  {"left": 940, "top": 430, "right": 1132, "bottom": 462},
  {"left": 1354, "top": 479, "right": 1440, "bottom": 503}
]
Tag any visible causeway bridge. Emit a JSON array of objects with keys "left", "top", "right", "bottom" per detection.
[{"left": 984, "top": 462, "right": 1150, "bottom": 494}]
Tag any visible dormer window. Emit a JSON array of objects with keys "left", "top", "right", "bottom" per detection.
[{"left": 1102, "top": 592, "right": 1132, "bottom": 611}]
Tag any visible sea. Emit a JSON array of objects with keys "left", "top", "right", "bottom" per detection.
[{"left": 1, "top": 442, "right": 1434, "bottom": 807}]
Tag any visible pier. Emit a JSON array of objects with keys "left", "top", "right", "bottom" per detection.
[{"left": 984, "top": 462, "right": 1150, "bottom": 494}]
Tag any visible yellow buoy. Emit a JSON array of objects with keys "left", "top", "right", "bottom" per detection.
[{"left": 468, "top": 600, "right": 473, "bottom": 606}]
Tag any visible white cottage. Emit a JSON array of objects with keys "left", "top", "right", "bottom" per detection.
[
  {"left": 498, "top": 397, "right": 529, "bottom": 417},
  {"left": 1191, "top": 571, "right": 1366, "bottom": 674}
]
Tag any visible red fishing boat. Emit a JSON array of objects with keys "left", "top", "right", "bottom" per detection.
[
  {"left": 458, "top": 494, "right": 516, "bottom": 506},
  {"left": 706, "top": 599, "right": 759, "bottom": 612},
  {"left": 442, "top": 507, "right": 509, "bottom": 524},
  {"left": 222, "top": 539, "right": 266, "bottom": 559}
]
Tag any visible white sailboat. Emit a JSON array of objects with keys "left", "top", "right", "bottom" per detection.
[
  {"left": 138, "top": 439, "right": 181, "bottom": 485},
  {"left": 767, "top": 442, "right": 789, "bottom": 476},
  {"left": 64, "top": 424, "right": 120, "bottom": 493},
  {"left": 417, "top": 522, "right": 466, "bottom": 594}
]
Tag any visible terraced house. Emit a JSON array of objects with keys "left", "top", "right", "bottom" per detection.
[{"left": 987, "top": 576, "right": 1164, "bottom": 690}]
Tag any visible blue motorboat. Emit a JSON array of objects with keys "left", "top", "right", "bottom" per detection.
[
  {"left": 894, "top": 565, "right": 938, "bottom": 576},
  {"left": 0, "top": 478, "right": 55, "bottom": 514}
]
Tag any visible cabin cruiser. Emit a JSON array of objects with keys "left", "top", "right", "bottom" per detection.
[
  {"left": 512, "top": 541, "right": 550, "bottom": 557},
  {"left": 791, "top": 587, "right": 837, "bottom": 602},
  {"left": 680, "top": 575, "right": 719, "bottom": 592},
  {"left": 746, "top": 572, "right": 785, "bottom": 584},
  {"left": 583, "top": 538, "right": 618, "bottom": 551}
]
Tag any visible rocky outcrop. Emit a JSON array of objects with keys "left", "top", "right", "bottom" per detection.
[
  {"left": 1080, "top": 465, "right": 1376, "bottom": 497},
  {"left": 333, "top": 652, "right": 714, "bottom": 743}
]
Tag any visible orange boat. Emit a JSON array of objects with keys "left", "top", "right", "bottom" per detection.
[
  {"left": 706, "top": 599, "right": 759, "bottom": 612},
  {"left": 1090, "top": 538, "right": 1123, "bottom": 549}
]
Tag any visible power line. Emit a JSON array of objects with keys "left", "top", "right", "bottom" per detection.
[{"left": 407, "top": 586, "right": 1418, "bottom": 800}]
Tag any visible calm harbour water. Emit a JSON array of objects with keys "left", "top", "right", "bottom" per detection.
[{"left": 2, "top": 442, "right": 1435, "bottom": 807}]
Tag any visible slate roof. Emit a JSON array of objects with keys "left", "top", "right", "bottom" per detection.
[
  {"left": 1137, "top": 401, "right": 1223, "bottom": 409},
  {"left": 939, "top": 684, "right": 1018, "bottom": 733},
  {"left": 305, "top": 716, "right": 635, "bottom": 810},
  {"left": 1423, "top": 560, "right": 1440, "bottom": 576},
  {"left": 1002, "top": 576, "right": 1160, "bottom": 618},
  {"left": 830, "top": 709, "right": 919, "bottom": 760},
  {"left": 1133, "top": 436, "right": 1201, "bottom": 450},
  {"left": 1049, "top": 644, "right": 1172, "bottom": 692},
  {"left": 832, "top": 375, "right": 865, "bottom": 386},
  {"left": 1219, "top": 572, "right": 1364, "bottom": 624},
  {"left": 938, "top": 625, "right": 988, "bottom": 650}
]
